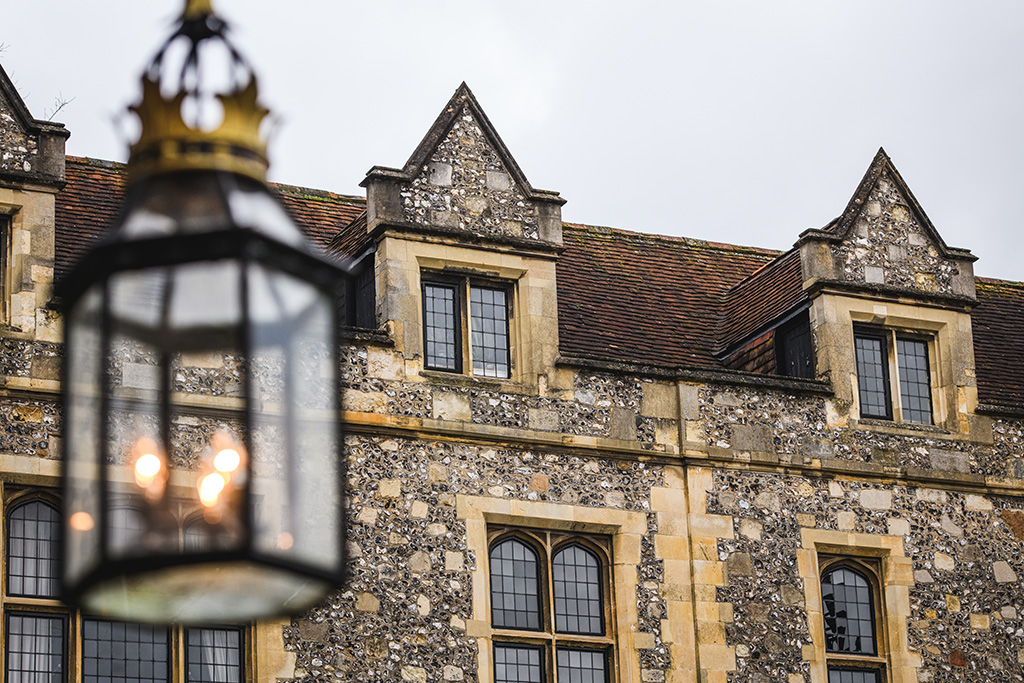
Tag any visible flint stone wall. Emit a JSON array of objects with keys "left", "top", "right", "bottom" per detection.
[
  {"left": 284, "top": 434, "right": 668, "bottom": 681},
  {"left": 708, "top": 469, "right": 1024, "bottom": 682},
  {"left": 0, "top": 96, "right": 38, "bottom": 175},
  {"left": 401, "top": 108, "right": 541, "bottom": 241},
  {"left": 830, "top": 171, "right": 961, "bottom": 296}
]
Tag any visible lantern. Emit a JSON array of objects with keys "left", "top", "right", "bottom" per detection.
[{"left": 59, "top": 0, "right": 347, "bottom": 623}]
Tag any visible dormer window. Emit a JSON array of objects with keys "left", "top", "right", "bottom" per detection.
[
  {"left": 422, "top": 274, "right": 511, "bottom": 379},
  {"left": 775, "top": 311, "right": 815, "bottom": 379},
  {"left": 854, "top": 327, "right": 932, "bottom": 424}
]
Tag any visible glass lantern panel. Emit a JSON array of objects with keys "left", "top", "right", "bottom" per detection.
[
  {"left": 247, "top": 265, "right": 340, "bottom": 574},
  {"left": 65, "top": 286, "right": 104, "bottom": 586}
]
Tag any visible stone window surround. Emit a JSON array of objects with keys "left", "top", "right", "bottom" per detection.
[
  {"left": 421, "top": 271, "right": 513, "bottom": 379},
  {"left": 415, "top": 253, "right": 526, "bottom": 383},
  {"left": 798, "top": 528, "right": 919, "bottom": 683},
  {"left": 853, "top": 325, "right": 933, "bottom": 425},
  {"left": 458, "top": 494, "right": 647, "bottom": 683},
  {"left": 814, "top": 293, "right": 977, "bottom": 436},
  {"left": 0, "top": 204, "right": 16, "bottom": 327},
  {"left": 0, "top": 478, "right": 288, "bottom": 683}
]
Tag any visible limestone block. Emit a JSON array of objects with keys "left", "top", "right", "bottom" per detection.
[
  {"left": 409, "top": 550, "right": 431, "bottom": 573},
  {"left": 445, "top": 551, "right": 464, "bottom": 571},
  {"left": 934, "top": 553, "right": 955, "bottom": 572},
  {"left": 427, "top": 162, "right": 452, "bottom": 186},
  {"left": 641, "top": 382, "right": 677, "bottom": 418},
  {"left": 527, "top": 407, "right": 559, "bottom": 431},
  {"left": 679, "top": 384, "right": 700, "bottom": 420},
  {"left": 732, "top": 424, "right": 774, "bottom": 454},
  {"left": 410, "top": 501, "right": 429, "bottom": 519},
  {"left": 378, "top": 479, "right": 402, "bottom": 498},
  {"left": 916, "top": 488, "right": 947, "bottom": 504},
  {"left": 940, "top": 515, "right": 963, "bottom": 537},
  {"left": 443, "top": 665, "right": 464, "bottom": 681},
  {"left": 739, "top": 519, "right": 762, "bottom": 541},
  {"left": 837, "top": 511, "right": 857, "bottom": 530},
  {"left": 859, "top": 489, "right": 892, "bottom": 510},
  {"left": 965, "top": 494, "right": 993, "bottom": 511},
  {"left": 929, "top": 449, "right": 970, "bottom": 473},
  {"left": 633, "top": 632, "right": 656, "bottom": 650},
  {"left": 887, "top": 518, "right": 910, "bottom": 536},
  {"left": 864, "top": 266, "right": 885, "bottom": 284},
  {"left": 993, "top": 561, "right": 1018, "bottom": 583},
  {"left": 367, "top": 346, "right": 403, "bottom": 380},
  {"left": 355, "top": 593, "right": 379, "bottom": 612},
  {"left": 345, "top": 390, "right": 389, "bottom": 414},
  {"left": 121, "top": 362, "right": 160, "bottom": 390},
  {"left": 401, "top": 666, "right": 427, "bottom": 683},
  {"left": 610, "top": 406, "right": 637, "bottom": 441},
  {"left": 433, "top": 392, "right": 471, "bottom": 422},
  {"left": 485, "top": 170, "right": 511, "bottom": 191}
]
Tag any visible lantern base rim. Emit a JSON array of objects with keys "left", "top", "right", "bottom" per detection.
[{"left": 67, "top": 559, "right": 334, "bottom": 624}]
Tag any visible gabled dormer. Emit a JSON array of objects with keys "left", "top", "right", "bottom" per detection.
[
  {"left": 358, "top": 84, "right": 565, "bottom": 389},
  {"left": 797, "top": 149, "right": 982, "bottom": 435},
  {"left": 0, "top": 62, "right": 69, "bottom": 340},
  {"left": 798, "top": 147, "right": 976, "bottom": 302},
  {"left": 361, "top": 82, "right": 564, "bottom": 246}
]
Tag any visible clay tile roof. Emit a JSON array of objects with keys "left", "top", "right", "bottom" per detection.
[
  {"left": 54, "top": 157, "right": 365, "bottom": 280},
  {"left": 557, "top": 223, "right": 778, "bottom": 369},
  {"left": 973, "top": 278, "right": 1024, "bottom": 408},
  {"left": 718, "top": 249, "right": 807, "bottom": 355}
]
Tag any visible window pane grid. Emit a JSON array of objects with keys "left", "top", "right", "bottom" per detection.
[
  {"left": 490, "top": 539, "right": 541, "bottom": 630},
  {"left": 854, "top": 335, "right": 890, "bottom": 419},
  {"left": 822, "top": 567, "right": 877, "bottom": 655},
  {"left": 828, "top": 667, "right": 881, "bottom": 683},
  {"left": 186, "top": 628, "right": 243, "bottom": 683},
  {"left": 553, "top": 546, "right": 603, "bottom": 635},
  {"left": 494, "top": 645, "right": 542, "bottom": 683},
  {"left": 82, "top": 619, "right": 169, "bottom": 683},
  {"left": 470, "top": 286, "right": 509, "bottom": 378},
  {"left": 556, "top": 648, "right": 608, "bottom": 683},
  {"left": 5, "top": 613, "right": 65, "bottom": 683},
  {"left": 423, "top": 283, "right": 459, "bottom": 371},
  {"left": 896, "top": 338, "right": 932, "bottom": 424},
  {"left": 7, "top": 500, "right": 61, "bottom": 598}
]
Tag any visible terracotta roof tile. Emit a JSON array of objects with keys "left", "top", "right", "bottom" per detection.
[
  {"left": 557, "top": 224, "right": 777, "bottom": 368},
  {"left": 54, "top": 157, "right": 365, "bottom": 280},
  {"left": 719, "top": 249, "right": 807, "bottom": 355},
  {"left": 973, "top": 278, "right": 1024, "bottom": 407}
]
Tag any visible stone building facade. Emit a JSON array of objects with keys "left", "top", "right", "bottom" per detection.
[{"left": 1, "top": 63, "right": 1023, "bottom": 683}]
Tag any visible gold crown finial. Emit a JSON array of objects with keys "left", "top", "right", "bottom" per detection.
[
  {"left": 125, "top": 0, "right": 270, "bottom": 184},
  {"left": 182, "top": 0, "right": 215, "bottom": 20}
]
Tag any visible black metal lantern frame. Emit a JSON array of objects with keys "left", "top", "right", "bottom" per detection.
[{"left": 58, "top": 1, "right": 349, "bottom": 624}]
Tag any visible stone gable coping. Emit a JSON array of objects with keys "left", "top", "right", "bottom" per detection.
[{"left": 0, "top": 62, "right": 69, "bottom": 185}]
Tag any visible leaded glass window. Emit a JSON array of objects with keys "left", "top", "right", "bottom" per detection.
[
  {"left": 896, "top": 337, "right": 932, "bottom": 424},
  {"left": 822, "top": 566, "right": 876, "bottom": 654},
  {"left": 494, "top": 644, "right": 543, "bottom": 683},
  {"left": 828, "top": 669, "right": 881, "bottom": 683},
  {"left": 490, "top": 538, "right": 541, "bottom": 630},
  {"left": 470, "top": 286, "right": 509, "bottom": 378},
  {"left": 82, "top": 620, "right": 169, "bottom": 683},
  {"left": 854, "top": 333, "right": 890, "bottom": 420},
  {"left": 7, "top": 499, "right": 61, "bottom": 598},
  {"left": 5, "top": 613, "right": 65, "bottom": 683},
  {"left": 552, "top": 545, "right": 603, "bottom": 635},
  {"left": 423, "top": 282, "right": 460, "bottom": 372},
  {"left": 186, "top": 628, "right": 243, "bottom": 683},
  {"left": 489, "top": 530, "right": 613, "bottom": 682}
]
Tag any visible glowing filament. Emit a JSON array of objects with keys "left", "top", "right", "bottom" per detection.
[
  {"left": 198, "top": 473, "right": 226, "bottom": 507},
  {"left": 134, "top": 452, "right": 163, "bottom": 488},
  {"left": 214, "top": 448, "right": 240, "bottom": 473},
  {"left": 69, "top": 511, "right": 95, "bottom": 531}
]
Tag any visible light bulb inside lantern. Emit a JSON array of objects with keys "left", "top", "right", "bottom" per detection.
[
  {"left": 69, "top": 511, "right": 95, "bottom": 531},
  {"left": 198, "top": 472, "right": 226, "bottom": 507},
  {"left": 213, "top": 448, "right": 240, "bottom": 473}
]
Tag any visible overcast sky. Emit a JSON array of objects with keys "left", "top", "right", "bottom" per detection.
[{"left": 4, "top": 1, "right": 1022, "bottom": 279}]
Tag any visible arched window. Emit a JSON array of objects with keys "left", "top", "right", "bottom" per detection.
[
  {"left": 6, "top": 498, "right": 60, "bottom": 598},
  {"left": 552, "top": 544, "right": 603, "bottom": 635},
  {"left": 821, "top": 563, "right": 883, "bottom": 683},
  {"left": 489, "top": 530, "right": 613, "bottom": 683},
  {"left": 490, "top": 537, "right": 541, "bottom": 630},
  {"left": 821, "top": 566, "right": 876, "bottom": 654}
]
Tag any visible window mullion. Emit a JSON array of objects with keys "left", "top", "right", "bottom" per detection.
[{"left": 888, "top": 330, "right": 903, "bottom": 422}]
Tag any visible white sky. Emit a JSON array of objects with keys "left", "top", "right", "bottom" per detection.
[{"left": 4, "top": 1, "right": 1023, "bottom": 279}]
